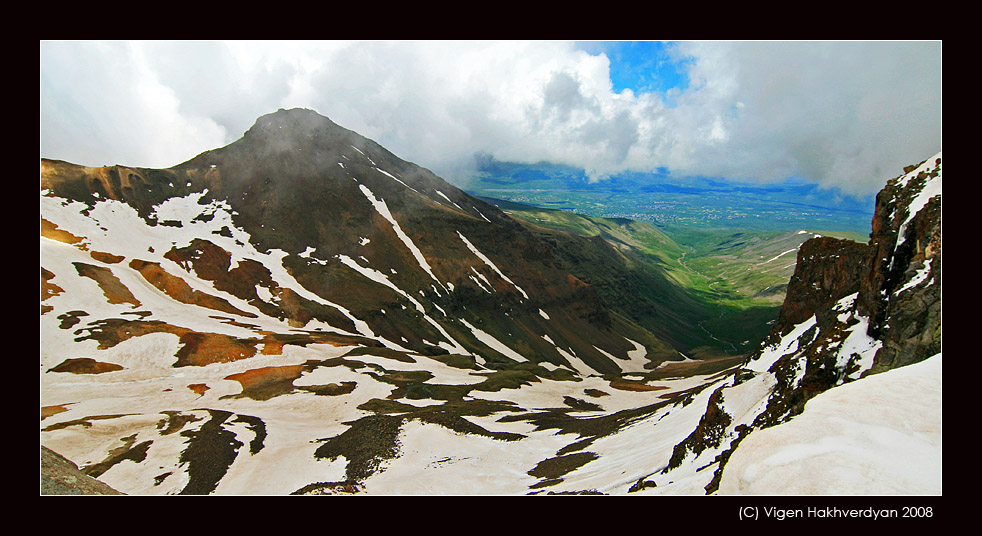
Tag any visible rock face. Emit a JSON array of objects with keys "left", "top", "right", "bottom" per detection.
[
  {"left": 776, "top": 236, "right": 869, "bottom": 329},
  {"left": 860, "top": 157, "right": 942, "bottom": 373},
  {"left": 41, "top": 446, "right": 124, "bottom": 495},
  {"left": 640, "top": 153, "right": 941, "bottom": 494},
  {"left": 752, "top": 153, "right": 940, "bottom": 423}
]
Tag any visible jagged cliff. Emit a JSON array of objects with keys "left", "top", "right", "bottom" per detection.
[
  {"left": 758, "top": 152, "right": 941, "bottom": 422},
  {"left": 635, "top": 153, "right": 941, "bottom": 494}
]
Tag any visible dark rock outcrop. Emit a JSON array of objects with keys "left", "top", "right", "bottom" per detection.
[
  {"left": 776, "top": 237, "right": 869, "bottom": 329},
  {"left": 758, "top": 153, "right": 941, "bottom": 413},
  {"left": 651, "top": 153, "right": 941, "bottom": 494},
  {"left": 41, "top": 446, "right": 124, "bottom": 495},
  {"left": 859, "top": 157, "right": 942, "bottom": 373}
]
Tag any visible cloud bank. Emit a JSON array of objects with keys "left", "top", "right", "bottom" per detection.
[{"left": 40, "top": 40, "right": 941, "bottom": 196}]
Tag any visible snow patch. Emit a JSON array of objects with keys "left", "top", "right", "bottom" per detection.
[
  {"left": 358, "top": 184, "right": 444, "bottom": 290},
  {"left": 746, "top": 316, "right": 817, "bottom": 373},
  {"left": 718, "top": 354, "right": 942, "bottom": 495},
  {"left": 459, "top": 318, "right": 527, "bottom": 364},
  {"left": 374, "top": 167, "right": 418, "bottom": 194},
  {"left": 456, "top": 231, "right": 528, "bottom": 300},
  {"left": 895, "top": 258, "right": 933, "bottom": 295}
]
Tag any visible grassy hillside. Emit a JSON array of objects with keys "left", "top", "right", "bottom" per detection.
[
  {"left": 481, "top": 198, "right": 789, "bottom": 356},
  {"left": 480, "top": 196, "right": 874, "bottom": 359}
]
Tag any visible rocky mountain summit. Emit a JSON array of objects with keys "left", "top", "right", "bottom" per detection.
[
  {"left": 40, "top": 108, "right": 940, "bottom": 495},
  {"left": 42, "top": 108, "right": 683, "bottom": 376}
]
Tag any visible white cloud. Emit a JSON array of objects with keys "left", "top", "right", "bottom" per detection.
[
  {"left": 40, "top": 41, "right": 230, "bottom": 168},
  {"left": 40, "top": 40, "right": 940, "bottom": 195},
  {"left": 661, "top": 41, "right": 942, "bottom": 194}
]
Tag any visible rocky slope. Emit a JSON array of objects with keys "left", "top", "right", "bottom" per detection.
[
  {"left": 39, "top": 109, "right": 717, "bottom": 495},
  {"left": 40, "top": 108, "right": 939, "bottom": 495},
  {"left": 638, "top": 153, "right": 941, "bottom": 494},
  {"left": 42, "top": 108, "right": 686, "bottom": 378},
  {"left": 40, "top": 446, "right": 124, "bottom": 495}
]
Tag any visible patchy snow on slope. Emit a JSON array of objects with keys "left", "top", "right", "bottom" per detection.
[
  {"left": 896, "top": 152, "right": 941, "bottom": 249},
  {"left": 435, "top": 190, "right": 463, "bottom": 211},
  {"left": 718, "top": 353, "right": 941, "bottom": 495},
  {"left": 556, "top": 346, "right": 599, "bottom": 376},
  {"left": 335, "top": 253, "right": 425, "bottom": 313},
  {"left": 374, "top": 166, "right": 419, "bottom": 194},
  {"left": 459, "top": 318, "right": 527, "bottom": 364},
  {"left": 456, "top": 231, "right": 529, "bottom": 299},
  {"left": 361, "top": 419, "right": 565, "bottom": 495},
  {"left": 468, "top": 266, "right": 495, "bottom": 293},
  {"left": 473, "top": 207, "right": 492, "bottom": 223},
  {"left": 608, "top": 338, "right": 651, "bottom": 373},
  {"left": 579, "top": 377, "right": 733, "bottom": 495},
  {"left": 836, "top": 314, "right": 882, "bottom": 382},
  {"left": 896, "top": 258, "right": 934, "bottom": 296},
  {"left": 745, "top": 315, "right": 817, "bottom": 374},
  {"left": 358, "top": 183, "right": 443, "bottom": 289},
  {"left": 41, "top": 154, "right": 941, "bottom": 497}
]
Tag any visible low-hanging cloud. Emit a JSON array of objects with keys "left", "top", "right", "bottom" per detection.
[{"left": 40, "top": 40, "right": 940, "bottom": 196}]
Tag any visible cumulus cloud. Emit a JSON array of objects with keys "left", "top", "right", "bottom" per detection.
[
  {"left": 40, "top": 41, "right": 230, "bottom": 168},
  {"left": 664, "top": 41, "right": 942, "bottom": 195},
  {"left": 40, "top": 40, "right": 940, "bottom": 195}
]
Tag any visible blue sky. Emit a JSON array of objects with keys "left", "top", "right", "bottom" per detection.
[{"left": 576, "top": 41, "right": 692, "bottom": 97}]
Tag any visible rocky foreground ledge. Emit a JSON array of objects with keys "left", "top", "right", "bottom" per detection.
[{"left": 41, "top": 446, "right": 123, "bottom": 495}]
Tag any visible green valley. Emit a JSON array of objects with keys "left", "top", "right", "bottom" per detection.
[
  {"left": 477, "top": 195, "right": 869, "bottom": 359},
  {"left": 453, "top": 158, "right": 875, "bottom": 359}
]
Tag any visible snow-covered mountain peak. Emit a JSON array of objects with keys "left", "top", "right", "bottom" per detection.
[{"left": 40, "top": 112, "right": 941, "bottom": 496}]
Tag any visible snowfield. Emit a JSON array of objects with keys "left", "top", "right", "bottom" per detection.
[
  {"left": 718, "top": 353, "right": 941, "bottom": 495},
  {"left": 40, "top": 157, "right": 941, "bottom": 496}
]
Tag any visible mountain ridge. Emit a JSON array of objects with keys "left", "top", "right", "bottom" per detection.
[
  {"left": 43, "top": 108, "right": 692, "bottom": 376},
  {"left": 40, "top": 108, "right": 940, "bottom": 495}
]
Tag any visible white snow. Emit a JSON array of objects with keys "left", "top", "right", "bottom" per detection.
[
  {"left": 608, "top": 338, "right": 651, "bottom": 373},
  {"left": 468, "top": 266, "right": 495, "bottom": 293},
  {"left": 836, "top": 313, "right": 882, "bottom": 381},
  {"left": 458, "top": 318, "right": 527, "bottom": 363},
  {"left": 358, "top": 184, "right": 444, "bottom": 289},
  {"left": 435, "top": 190, "right": 463, "bottom": 211},
  {"left": 420, "top": 315, "right": 470, "bottom": 357},
  {"left": 556, "top": 346, "right": 598, "bottom": 376},
  {"left": 896, "top": 258, "right": 933, "bottom": 295},
  {"left": 374, "top": 167, "right": 419, "bottom": 194},
  {"left": 745, "top": 315, "right": 817, "bottom": 373},
  {"left": 761, "top": 248, "right": 798, "bottom": 264},
  {"left": 473, "top": 207, "right": 492, "bottom": 223},
  {"left": 718, "top": 354, "right": 941, "bottom": 495},
  {"left": 456, "top": 231, "right": 529, "bottom": 299}
]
